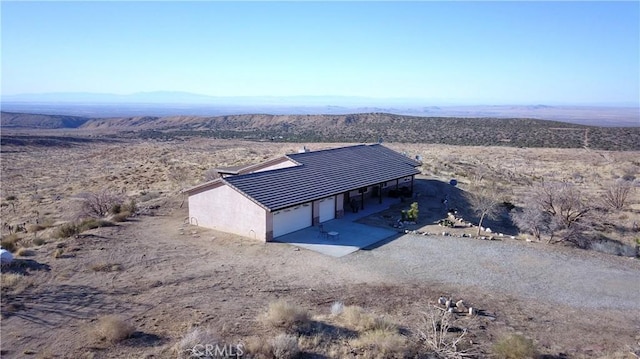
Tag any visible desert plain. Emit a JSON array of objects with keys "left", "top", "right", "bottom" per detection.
[{"left": 1, "top": 134, "right": 639, "bottom": 358}]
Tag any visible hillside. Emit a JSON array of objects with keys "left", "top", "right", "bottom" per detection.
[
  {"left": 2, "top": 111, "right": 639, "bottom": 150},
  {"left": 0, "top": 112, "right": 91, "bottom": 129}
]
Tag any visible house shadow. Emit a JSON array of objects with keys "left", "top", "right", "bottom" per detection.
[{"left": 2, "top": 259, "right": 51, "bottom": 275}]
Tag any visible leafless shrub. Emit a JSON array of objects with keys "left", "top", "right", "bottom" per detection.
[
  {"left": 418, "top": 307, "right": 473, "bottom": 358},
  {"left": 464, "top": 185, "right": 502, "bottom": 237},
  {"left": 349, "top": 329, "right": 414, "bottom": 359},
  {"left": 601, "top": 180, "right": 634, "bottom": 211},
  {"left": 79, "top": 189, "right": 124, "bottom": 218},
  {"left": 519, "top": 181, "right": 594, "bottom": 244},
  {"left": 93, "top": 315, "right": 135, "bottom": 344}
]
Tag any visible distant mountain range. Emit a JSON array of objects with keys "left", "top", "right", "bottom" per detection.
[{"left": 1, "top": 92, "right": 638, "bottom": 127}]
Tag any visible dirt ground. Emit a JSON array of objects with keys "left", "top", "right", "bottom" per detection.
[{"left": 1, "top": 137, "right": 639, "bottom": 358}]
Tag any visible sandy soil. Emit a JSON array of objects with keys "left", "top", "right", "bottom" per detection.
[{"left": 1, "top": 137, "right": 639, "bottom": 358}]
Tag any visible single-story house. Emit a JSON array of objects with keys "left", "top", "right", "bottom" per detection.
[{"left": 184, "top": 144, "right": 421, "bottom": 241}]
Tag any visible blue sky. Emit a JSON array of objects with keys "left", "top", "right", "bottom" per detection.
[{"left": 1, "top": 1, "right": 639, "bottom": 106}]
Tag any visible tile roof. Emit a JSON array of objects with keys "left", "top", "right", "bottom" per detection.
[{"left": 223, "top": 144, "right": 421, "bottom": 211}]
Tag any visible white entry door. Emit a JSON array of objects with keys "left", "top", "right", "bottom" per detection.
[
  {"left": 273, "top": 204, "right": 312, "bottom": 237},
  {"left": 318, "top": 196, "right": 336, "bottom": 223}
]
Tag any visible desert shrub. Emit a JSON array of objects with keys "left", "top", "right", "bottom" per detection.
[
  {"left": 112, "top": 211, "right": 131, "bottom": 223},
  {"left": 349, "top": 329, "right": 413, "bottom": 359},
  {"left": 262, "top": 300, "right": 310, "bottom": 333},
  {"left": 243, "top": 336, "right": 273, "bottom": 359},
  {"left": 492, "top": 334, "right": 537, "bottom": 359},
  {"left": 109, "top": 203, "right": 122, "bottom": 215},
  {"left": 173, "top": 326, "right": 219, "bottom": 358},
  {"left": 27, "top": 224, "right": 45, "bottom": 233},
  {"left": 270, "top": 334, "right": 300, "bottom": 359},
  {"left": 55, "top": 223, "right": 80, "bottom": 238},
  {"left": 33, "top": 237, "right": 46, "bottom": 246},
  {"left": 407, "top": 202, "right": 419, "bottom": 221},
  {"left": 91, "top": 262, "right": 123, "bottom": 272},
  {"left": 1, "top": 273, "right": 34, "bottom": 294},
  {"left": 79, "top": 218, "right": 113, "bottom": 232},
  {"left": 16, "top": 248, "right": 35, "bottom": 257},
  {"left": 93, "top": 315, "right": 135, "bottom": 344},
  {"left": 52, "top": 248, "right": 64, "bottom": 258},
  {"left": 341, "top": 306, "right": 395, "bottom": 332},
  {"left": 122, "top": 199, "right": 137, "bottom": 214},
  {"left": 601, "top": 180, "right": 634, "bottom": 211},
  {"left": 1, "top": 234, "right": 21, "bottom": 252},
  {"left": 79, "top": 190, "right": 124, "bottom": 218},
  {"left": 418, "top": 307, "right": 471, "bottom": 357}
]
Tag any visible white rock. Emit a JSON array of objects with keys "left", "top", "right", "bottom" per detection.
[
  {"left": 486, "top": 228, "right": 492, "bottom": 233},
  {"left": 438, "top": 296, "right": 447, "bottom": 305},
  {"left": 0, "top": 249, "right": 13, "bottom": 265},
  {"left": 469, "top": 307, "right": 475, "bottom": 315}
]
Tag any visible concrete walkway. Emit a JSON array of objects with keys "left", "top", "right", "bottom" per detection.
[{"left": 274, "top": 197, "right": 401, "bottom": 257}]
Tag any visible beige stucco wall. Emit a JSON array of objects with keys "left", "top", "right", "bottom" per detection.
[{"left": 188, "top": 183, "right": 268, "bottom": 241}]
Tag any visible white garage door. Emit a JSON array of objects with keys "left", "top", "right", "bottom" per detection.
[
  {"left": 319, "top": 196, "right": 335, "bottom": 223},
  {"left": 273, "top": 204, "right": 312, "bottom": 237}
]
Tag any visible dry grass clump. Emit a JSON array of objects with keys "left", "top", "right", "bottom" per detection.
[
  {"left": 349, "top": 329, "right": 414, "bottom": 359},
  {"left": 340, "top": 305, "right": 396, "bottom": 332},
  {"left": 1, "top": 273, "right": 31, "bottom": 292},
  {"left": 52, "top": 248, "right": 64, "bottom": 258},
  {"left": 492, "top": 334, "right": 537, "bottom": 359},
  {"left": 93, "top": 315, "right": 135, "bottom": 344},
  {"left": 261, "top": 300, "right": 310, "bottom": 333},
  {"left": 1, "top": 234, "right": 21, "bottom": 252},
  {"left": 90, "top": 262, "right": 123, "bottom": 272},
  {"left": 243, "top": 336, "right": 273, "bottom": 359},
  {"left": 172, "top": 326, "right": 219, "bottom": 358},
  {"left": 54, "top": 223, "right": 80, "bottom": 238},
  {"left": 16, "top": 248, "right": 35, "bottom": 257},
  {"left": 270, "top": 333, "right": 300, "bottom": 359}
]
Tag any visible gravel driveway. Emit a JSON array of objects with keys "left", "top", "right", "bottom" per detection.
[{"left": 348, "top": 234, "right": 640, "bottom": 310}]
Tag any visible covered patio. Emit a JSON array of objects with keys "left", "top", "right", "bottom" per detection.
[{"left": 273, "top": 198, "right": 400, "bottom": 257}]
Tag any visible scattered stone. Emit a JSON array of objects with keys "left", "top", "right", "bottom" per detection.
[
  {"left": 469, "top": 307, "right": 475, "bottom": 315},
  {"left": 293, "top": 247, "right": 300, "bottom": 251},
  {"left": 486, "top": 228, "right": 492, "bottom": 233},
  {"left": 456, "top": 300, "right": 465, "bottom": 310},
  {"left": 445, "top": 299, "right": 452, "bottom": 308},
  {"left": 447, "top": 307, "right": 455, "bottom": 313},
  {"left": 438, "top": 297, "right": 447, "bottom": 305}
]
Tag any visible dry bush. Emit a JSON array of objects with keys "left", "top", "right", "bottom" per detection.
[
  {"left": 93, "top": 315, "right": 135, "bottom": 344},
  {"left": 464, "top": 185, "right": 502, "bottom": 237},
  {"left": 418, "top": 307, "right": 472, "bottom": 358},
  {"left": 341, "top": 305, "right": 396, "bottom": 332},
  {"left": 601, "top": 180, "right": 634, "bottom": 211},
  {"left": 90, "top": 262, "right": 123, "bottom": 272},
  {"left": 27, "top": 224, "right": 46, "bottom": 233},
  {"left": 54, "top": 223, "right": 80, "bottom": 238},
  {"left": 243, "top": 336, "right": 273, "bottom": 359},
  {"left": 16, "top": 248, "right": 35, "bottom": 257},
  {"left": 32, "top": 237, "right": 46, "bottom": 246},
  {"left": 1, "top": 273, "right": 32, "bottom": 292},
  {"left": 172, "top": 326, "right": 219, "bottom": 358},
  {"left": 270, "top": 334, "right": 300, "bottom": 359},
  {"left": 78, "top": 218, "right": 113, "bottom": 232},
  {"left": 349, "top": 329, "right": 414, "bottom": 359},
  {"left": 52, "top": 248, "right": 64, "bottom": 258},
  {"left": 492, "top": 334, "right": 537, "bottom": 359},
  {"left": 79, "top": 189, "right": 124, "bottom": 218},
  {"left": 261, "top": 300, "right": 310, "bottom": 333},
  {"left": 112, "top": 211, "right": 131, "bottom": 222},
  {"left": 1, "top": 234, "right": 21, "bottom": 252}
]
